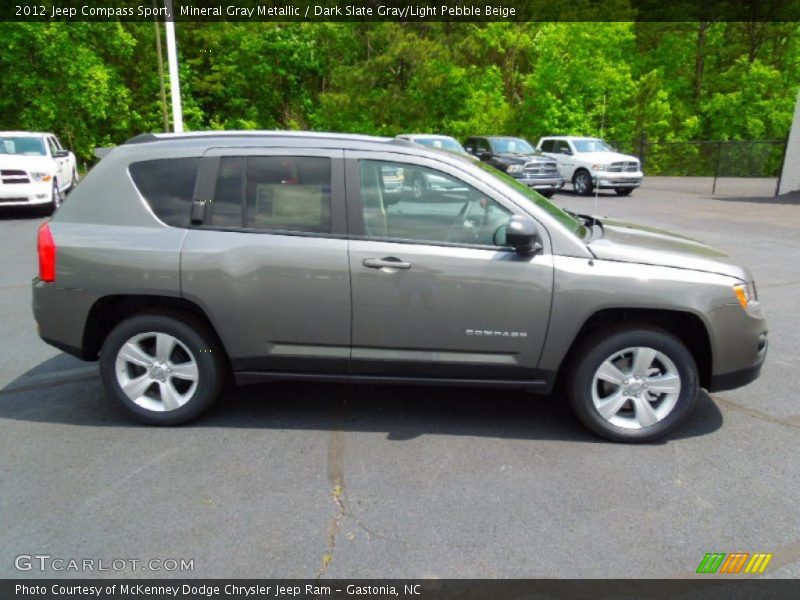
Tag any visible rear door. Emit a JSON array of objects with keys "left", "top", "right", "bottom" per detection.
[
  {"left": 181, "top": 148, "right": 351, "bottom": 375},
  {"left": 344, "top": 151, "right": 554, "bottom": 384}
]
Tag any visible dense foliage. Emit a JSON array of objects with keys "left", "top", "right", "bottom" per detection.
[{"left": 1, "top": 21, "right": 798, "bottom": 171}]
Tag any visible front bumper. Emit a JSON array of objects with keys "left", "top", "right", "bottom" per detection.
[
  {"left": 592, "top": 172, "right": 643, "bottom": 189},
  {"left": 0, "top": 181, "right": 51, "bottom": 206},
  {"left": 706, "top": 302, "right": 768, "bottom": 393},
  {"left": 514, "top": 175, "right": 564, "bottom": 191}
]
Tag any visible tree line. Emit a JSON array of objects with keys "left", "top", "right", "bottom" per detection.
[{"left": 1, "top": 21, "right": 797, "bottom": 169}]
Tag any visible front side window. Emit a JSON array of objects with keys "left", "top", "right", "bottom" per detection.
[
  {"left": 129, "top": 157, "right": 200, "bottom": 227},
  {"left": 209, "top": 156, "right": 332, "bottom": 234},
  {"left": 358, "top": 160, "right": 511, "bottom": 247},
  {"left": 539, "top": 140, "right": 555, "bottom": 153}
]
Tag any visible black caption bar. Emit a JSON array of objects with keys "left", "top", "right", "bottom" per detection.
[
  {"left": 2, "top": 0, "right": 800, "bottom": 22},
  {"left": 3, "top": 580, "right": 800, "bottom": 600}
]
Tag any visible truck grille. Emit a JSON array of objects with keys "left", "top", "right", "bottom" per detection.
[
  {"left": 1, "top": 169, "right": 30, "bottom": 184},
  {"left": 524, "top": 161, "right": 559, "bottom": 176},
  {"left": 607, "top": 161, "right": 639, "bottom": 172}
]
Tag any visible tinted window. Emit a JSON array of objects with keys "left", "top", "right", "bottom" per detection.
[
  {"left": 129, "top": 158, "right": 200, "bottom": 227},
  {"left": 209, "top": 156, "right": 332, "bottom": 234},
  {"left": 359, "top": 160, "right": 511, "bottom": 246},
  {"left": 539, "top": 140, "right": 555, "bottom": 152},
  {"left": 476, "top": 138, "right": 492, "bottom": 154}
]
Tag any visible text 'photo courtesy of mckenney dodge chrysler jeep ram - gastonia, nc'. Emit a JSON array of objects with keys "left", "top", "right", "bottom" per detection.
[{"left": 32, "top": 131, "right": 767, "bottom": 443}]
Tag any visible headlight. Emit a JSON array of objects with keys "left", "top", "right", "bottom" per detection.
[
  {"left": 29, "top": 171, "right": 52, "bottom": 182},
  {"left": 506, "top": 164, "right": 524, "bottom": 174},
  {"left": 733, "top": 281, "right": 758, "bottom": 309},
  {"left": 591, "top": 164, "right": 609, "bottom": 172}
]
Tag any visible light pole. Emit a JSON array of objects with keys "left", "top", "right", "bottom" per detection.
[{"left": 163, "top": 0, "right": 183, "bottom": 133}]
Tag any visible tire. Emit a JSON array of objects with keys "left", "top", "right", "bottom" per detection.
[
  {"left": 70, "top": 168, "right": 79, "bottom": 190},
  {"left": 99, "top": 312, "right": 226, "bottom": 425},
  {"left": 46, "top": 179, "right": 62, "bottom": 215},
  {"left": 614, "top": 188, "right": 633, "bottom": 196},
  {"left": 539, "top": 190, "right": 555, "bottom": 198},
  {"left": 565, "top": 324, "right": 699, "bottom": 443},
  {"left": 572, "top": 170, "right": 594, "bottom": 196}
]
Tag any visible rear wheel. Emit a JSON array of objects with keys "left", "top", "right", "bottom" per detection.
[
  {"left": 572, "top": 170, "right": 593, "bottom": 196},
  {"left": 614, "top": 188, "right": 633, "bottom": 196},
  {"left": 100, "top": 313, "right": 225, "bottom": 425},
  {"left": 566, "top": 325, "right": 699, "bottom": 442}
]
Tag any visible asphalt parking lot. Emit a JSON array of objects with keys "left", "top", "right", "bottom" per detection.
[{"left": 1, "top": 179, "right": 799, "bottom": 579}]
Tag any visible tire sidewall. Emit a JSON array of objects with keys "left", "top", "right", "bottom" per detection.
[
  {"left": 568, "top": 329, "right": 699, "bottom": 442},
  {"left": 573, "top": 170, "right": 593, "bottom": 195},
  {"left": 100, "top": 314, "right": 221, "bottom": 425}
]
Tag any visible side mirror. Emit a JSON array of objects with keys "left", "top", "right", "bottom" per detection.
[
  {"left": 559, "top": 147, "right": 572, "bottom": 156},
  {"left": 54, "top": 149, "right": 69, "bottom": 158},
  {"left": 494, "top": 215, "right": 542, "bottom": 255},
  {"left": 477, "top": 149, "right": 489, "bottom": 160}
]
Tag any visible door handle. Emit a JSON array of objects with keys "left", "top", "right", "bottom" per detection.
[{"left": 363, "top": 257, "right": 411, "bottom": 270}]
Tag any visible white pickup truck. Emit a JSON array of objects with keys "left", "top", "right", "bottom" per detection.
[
  {"left": 537, "top": 136, "right": 643, "bottom": 196},
  {"left": 0, "top": 131, "right": 79, "bottom": 213}
]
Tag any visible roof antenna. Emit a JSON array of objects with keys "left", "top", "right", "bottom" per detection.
[{"left": 595, "top": 92, "right": 606, "bottom": 216}]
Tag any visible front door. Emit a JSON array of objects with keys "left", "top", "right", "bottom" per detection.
[
  {"left": 345, "top": 152, "right": 554, "bottom": 383},
  {"left": 181, "top": 148, "right": 351, "bottom": 374}
]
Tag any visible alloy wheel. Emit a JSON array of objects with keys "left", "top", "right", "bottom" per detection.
[{"left": 590, "top": 346, "right": 682, "bottom": 429}]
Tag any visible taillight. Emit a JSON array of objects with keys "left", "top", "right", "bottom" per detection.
[{"left": 37, "top": 223, "right": 56, "bottom": 282}]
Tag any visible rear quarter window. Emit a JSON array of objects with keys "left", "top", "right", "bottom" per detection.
[{"left": 129, "top": 157, "right": 200, "bottom": 227}]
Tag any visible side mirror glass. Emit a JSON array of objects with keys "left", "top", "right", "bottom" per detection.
[
  {"left": 559, "top": 147, "right": 572, "bottom": 155},
  {"left": 494, "top": 215, "right": 542, "bottom": 255}
]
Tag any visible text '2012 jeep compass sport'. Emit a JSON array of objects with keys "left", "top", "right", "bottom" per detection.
[{"left": 33, "top": 131, "right": 767, "bottom": 442}]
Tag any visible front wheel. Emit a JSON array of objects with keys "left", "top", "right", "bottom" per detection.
[
  {"left": 566, "top": 325, "right": 699, "bottom": 442},
  {"left": 572, "top": 170, "right": 594, "bottom": 196},
  {"left": 614, "top": 188, "right": 633, "bottom": 196},
  {"left": 46, "top": 179, "right": 63, "bottom": 215},
  {"left": 100, "top": 313, "right": 226, "bottom": 425}
]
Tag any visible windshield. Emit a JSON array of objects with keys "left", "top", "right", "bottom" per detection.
[
  {"left": 414, "top": 137, "right": 466, "bottom": 154},
  {"left": 472, "top": 160, "right": 586, "bottom": 239},
  {"left": 0, "top": 136, "right": 46, "bottom": 156},
  {"left": 489, "top": 138, "right": 535, "bottom": 155},
  {"left": 572, "top": 138, "right": 613, "bottom": 153}
]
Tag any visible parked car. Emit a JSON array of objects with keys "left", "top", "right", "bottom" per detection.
[
  {"left": 464, "top": 136, "right": 563, "bottom": 197},
  {"left": 0, "top": 131, "right": 78, "bottom": 213},
  {"left": 537, "top": 136, "right": 643, "bottom": 196},
  {"left": 33, "top": 131, "right": 767, "bottom": 442},
  {"left": 396, "top": 134, "right": 475, "bottom": 159}
]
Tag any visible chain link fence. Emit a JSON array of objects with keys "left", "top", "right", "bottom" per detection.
[{"left": 606, "top": 139, "right": 787, "bottom": 195}]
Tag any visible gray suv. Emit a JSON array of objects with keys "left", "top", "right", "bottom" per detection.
[{"left": 33, "top": 132, "right": 767, "bottom": 442}]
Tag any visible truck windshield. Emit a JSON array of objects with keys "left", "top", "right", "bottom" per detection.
[
  {"left": 414, "top": 137, "right": 466, "bottom": 154},
  {"left": 572, "top": 139, "right": 613, "bottom": 153},
  {"left": 0, "top": 136, "right": 46, "bottom": 156},
  {"left": 490, "top": 138, "right": 535, "bottom": 154},
  {"left": 473, "top": 161, "right": 587, "bottom": 239}
]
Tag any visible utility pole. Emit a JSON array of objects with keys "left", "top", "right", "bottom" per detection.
[
  {"left": 153, "top": 3, "right": 169, "bottom": 132},
  {"left": 163, "top": 0, "right": 183, "bottom": 133}
]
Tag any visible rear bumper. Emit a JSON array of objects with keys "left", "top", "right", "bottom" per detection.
[
  {"left": 32, "top": 278, "right": 98, "bottom": 361},
  {"left": 0, "top": 182, "right": 51, "bottom": 206}
]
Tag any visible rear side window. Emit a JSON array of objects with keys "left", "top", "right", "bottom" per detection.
[
  {"left": 209, "top": 156, "right": 332, "bottom": 234},
  {"left": 129, "top": 158, "right": 200, "bottom": 227}
]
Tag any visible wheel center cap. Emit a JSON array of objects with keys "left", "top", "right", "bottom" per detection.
[
  {"left": 627, "top": 380, "right": 644, "bottom": 394},
  {"left": 150, "top": 362, "right": 167, "bottom": 381}
]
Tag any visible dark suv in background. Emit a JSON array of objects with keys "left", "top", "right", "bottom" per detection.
[
  {"left": 464, "top": 136, "right": 563, "bottom": 197},
  {"left": 33, "top": 131, "right": 767, "bottom": 442}
]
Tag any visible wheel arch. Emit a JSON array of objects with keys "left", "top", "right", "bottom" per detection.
[
  {"left": 559, "top": 307, "right": 713, "bottom": 389},
  {"left": 82, "top": 294, "right": 230, "bottom": 365}
]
